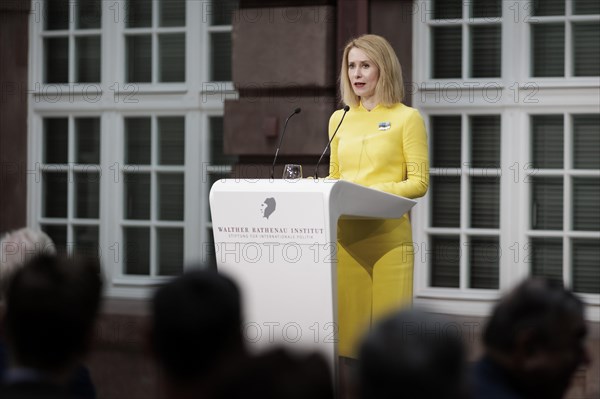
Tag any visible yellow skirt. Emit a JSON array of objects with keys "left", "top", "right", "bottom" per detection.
[{"left": 336, "top": 215, "right": 414, "bottom": 358}]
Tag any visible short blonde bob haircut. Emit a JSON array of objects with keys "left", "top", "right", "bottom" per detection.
[{"left": 340, "top": 34, "right": 404, "bottom": 108}]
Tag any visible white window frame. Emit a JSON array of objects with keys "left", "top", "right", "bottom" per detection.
[
  {"left": 412, "top": 0, "right": 600, "bottom": 320},
  {"left": 522, "top": 1, "right": 600, "bottom": 83},
  {"left": 28, "top": 0, "right": 238, "bottom": 299}
]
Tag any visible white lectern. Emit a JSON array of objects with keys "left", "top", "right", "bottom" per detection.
[{"left": 209, "top": 179, "right": 416, "bottom": 374}]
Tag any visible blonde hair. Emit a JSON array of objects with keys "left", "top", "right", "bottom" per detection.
[
  {"left": 340, "top": 34, "right": 404, "bottom": 108},
  {"left": 0, "top": 228, "right": 56, "bottom": 300}
]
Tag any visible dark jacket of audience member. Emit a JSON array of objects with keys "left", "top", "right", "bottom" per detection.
[
  {"left": 358, "top": 308, "right": 468, "bottom": 399},
  {"left": 149, "top": 269, "right": 247, "bottom": 398},
  {"left": 213, "top": 348, "right": 334, "bottom": 399},
  {"left": 470, "top": 278, "right": 589, "bottom": 399},
  {"left": 0, "top": 255, "right": 103, "bottom": 398},
  {"left": 0, "top": 328, "right": 96, "bottom": 398}
]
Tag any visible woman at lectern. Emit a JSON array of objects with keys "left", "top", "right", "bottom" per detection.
[{"left": 327, "top": 34, "right": 429, "bottom": 358}]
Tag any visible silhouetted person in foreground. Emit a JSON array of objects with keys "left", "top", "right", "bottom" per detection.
[
  {"left": 0, "top": 255, "right": 103, "bottom": 398},
  {"left": 149, "top": 269, "right": 247, "bottom": 398},
  {"left": 470, "top": 277, "right": 589, "bottom": 399},
  {"left": 357, "top": 308, "right": 468, "bottom": 399},
  {"left": 213, "top": 348, "right": 334, "bottom": 399},
  {"left": 0, "top": 228, "right": 97, "bottom": 398}
]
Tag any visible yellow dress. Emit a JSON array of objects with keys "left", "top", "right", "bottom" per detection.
[{"left": 328, "top": 102, "right": 429, "bottom": 357}]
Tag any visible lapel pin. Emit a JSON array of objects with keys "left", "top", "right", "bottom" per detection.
[{"left": 378, "top": 121, "right": 391, "bottom": 131}]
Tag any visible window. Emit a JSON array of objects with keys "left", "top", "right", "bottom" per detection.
[
  {"left": 121, "top": 116, "right": 185, "bottom": 276},
  {"left": 413, "top": 1, "right": 599, "bottom": 316},
  {"left": 42, "top": 0, "right": 102, "bottom": 83},
  {"left": 529, "top": 0, "right": 600, "bottom": 77},
  {"left": 29, "top": 0, "right": 239, "bottom": 297},
  {"left": 428, "top": 115, "right": 501, "bottom": 290},
  {"left": 529, "top": 114, "right": 600, "bottom": 294},
  {"left": 429, "top": 0, "right": 502, "bottom": 79},
  {"left": 207, "top": 0, "right": 237, "bottom": 81},
  {"left": 124, "top": 0, "right": 186, "bottom": 83},
  {"left": 39, "top": 116, "right": 101, "bottom": 257}
]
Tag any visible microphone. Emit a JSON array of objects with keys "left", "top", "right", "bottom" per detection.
[
  {"left": 270, "top": 107, "right": 302, "bottom": 179},
  {"left": 314, "top": 105, "right": 350, "bottom": 179}
]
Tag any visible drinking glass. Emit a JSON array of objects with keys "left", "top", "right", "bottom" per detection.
[{"left": 282, "top": 164, "right": 302, "bottom": 180}]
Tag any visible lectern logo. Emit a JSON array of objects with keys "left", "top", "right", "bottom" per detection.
[{"left": 260, "top": 197, "right": 276, "bottom": 219}]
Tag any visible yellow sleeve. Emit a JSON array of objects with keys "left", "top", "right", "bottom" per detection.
[
  {"left": 370, "top": 110, "right": 429, "bottom": 199},
  {"left": 326, "top": 111, "right": 343, "bottom": 180}
]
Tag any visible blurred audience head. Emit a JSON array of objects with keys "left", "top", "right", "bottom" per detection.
[
  {"left": 4, "top": 254, "right": 103, "bottom": 377},
  {"left": 482, "top": 277, "right": 588, "bottom": 399},
  {"left": 0, "top": 228, "right": 56, "bottom": 301},
  {"left": 213, "top": 348, "right": 334, "bottom": 399},
  {"left": 358, "top": 308, "right": 467, "bottom": 399},
  {"left": 149, "top": 269, "right": 244, "bottom": 386}
]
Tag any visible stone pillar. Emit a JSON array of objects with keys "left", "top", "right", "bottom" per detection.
[
  {"left": 0, "top": 0, "right": 30, "bottom": 234},
  {"left": 224, "top": 3, "right": 338, "bottom": 179}
]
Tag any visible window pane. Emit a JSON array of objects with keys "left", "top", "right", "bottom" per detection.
[
  {"left": 572, "top": 239, "right": 600, "bottom": 294},
  {"left": 433, "top": 0, "right": 462, "bottom": 19},
  {"left": 75, "top": 172, "right": 100, "bottom": 219},
  {"left": 43, "top": 172, "right": 68, "bottom": 218},
  {"left": 431, "top": 116, "right": 461, "bottom": 167},
  {"left": 530, "top": 238, "right": 563, "bottom": 286},
  {"left": 471, "top": 25, "right": 501, "bottom": 78},
  {"left": 46, "top": 0, "right": 69, "bottom": 30},
  {"left": 159, "top": 34, "right": 186, "bottom": 82},
  {"left": 158, "top": 117, "right": 185, "bottom": 165},
  {"left": 532, "top": 24, "right": 565, "bottom": 77},
  {"left": 45, "top": 38, "right": 69, "bottom": 83},
  {"left": 126, "top": 35, "right": 152, "bottom": 83},
  {"left": 124, "top": 173, "right": 150, "bottom": 220},
  {"left": 573, "top": 114, "right": 600, "bottom": 169},
  {"left": 44, "top": 118, "right": 68, "bottom": 164},
  {"left": 533, "top": 0, "right": 565, "bottom": 16},
  {"left": 210, "top": 0, "right": 239, "bottom": 25},
  {"left": 73, "top": 226, "right": 99, "bottom": 258},
  {"left": 433, "top": 27, "right": 462, "bottom": 79},
  {"left": 431, "top": 176, "right": 461, "bottom": 228},
  {"left": 123, "top": 227, "right": 150, "bottom": 275},
  {"left": 469, "top": 237, "right": 499, "bottom": 289},
  {"left": 211, "top": 32, "right": 232, "bottom": 81},
  {"left": 158, "top": 228, "right": 183, "bottom": 275},
  {"left": 572, "top": 177, "right": 600, "bottom": 231},
  {"left": 75, "top": 118, "right": 100, "bottom": 164},
  {"left": 471, "top": 115, "right": 500, "bottom": 168},
  {"left": 573, "top": 22, "right": 600, "bottom": 77},
  {"left": 125, "top": 117, "right": 151, "bottom": 164},
  {"left": 430, "top": 236, "right": 460, "bottom": 288},
  {"left": 158, "top": 173, "right": 184, "bottom": 221},
  {"left": 77, "top": 0, "right": 101, "bottom": 29},
  {"left": 126, "top": 0, "right": 152, "bottom": 28},
  {"left": 471, "top": 0, "right": 502, "bottom": 18},
  {"left": 531, "top": 115, "right": 564, "bottom": 169},
  {"left": 531, "top": 177, "right": 563, "bottom": 230},
  {"left": 76, "top": 36, "right": 101, "bottom": 83},
  {"left": 41, "top": 225, "right": 67, "bottom": 255},
  {"left": 573, "top": 0, "right": 600, "bottom": 15},
  {"left": 470, "top": 176, "right": 499, "bottom": 229},
  {"left": 210, "top": 117, "right": 238, "bottom": 164},
  {"left": 160, "top": 0, "right": 185, "bottom": 27}
]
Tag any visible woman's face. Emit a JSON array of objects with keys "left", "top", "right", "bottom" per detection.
[{"left": 347, "top": 47, "right": 379, "bottom": 103}]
